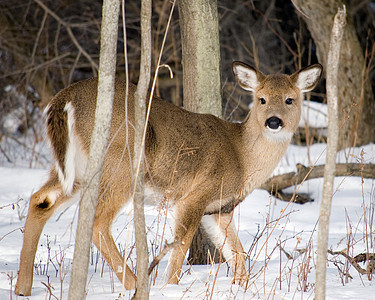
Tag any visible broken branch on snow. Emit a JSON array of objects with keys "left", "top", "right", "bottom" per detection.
[{"left": 261, "top": 163, "right": 375, "bottom": 203}]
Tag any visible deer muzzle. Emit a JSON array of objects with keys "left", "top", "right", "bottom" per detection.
[{"left": 265, "top": 116, "right": 283, "bottom": 131}]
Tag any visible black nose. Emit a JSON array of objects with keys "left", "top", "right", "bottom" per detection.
[{"left": 265, "top": 116, "right": 283, "bottom": 130}]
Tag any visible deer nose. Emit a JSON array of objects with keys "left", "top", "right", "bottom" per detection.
[{"left": 265, "top": 116, "right": 283, "bottom": 130}]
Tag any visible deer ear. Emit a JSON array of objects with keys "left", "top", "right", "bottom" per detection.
[
  {"left": 232, "top": 61, "right": 265, "bottom": 92},
  {"left": 292, "top": 64, "right": 323, "bottom": 92}
]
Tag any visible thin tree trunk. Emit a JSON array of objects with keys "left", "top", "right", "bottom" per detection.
[
  {"left": 68, "top": 0, "right": 120, "bottom": 299},
  {"left": 315, "top": 7, "right": 346, "bottom": 300},
  {"left": 178, "top": 0, "right": 222, "bottom": 265},
  {"left": 132, "top": 0, "right": 151, "bottom": 298}
]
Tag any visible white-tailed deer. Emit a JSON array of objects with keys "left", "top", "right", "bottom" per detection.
[{"left": 15, "top": 62, "right": 322, "bottom": 296}]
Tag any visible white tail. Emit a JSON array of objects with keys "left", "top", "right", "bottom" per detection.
[{"left": 15, "top": 62, "right": 322, "bottom": 296}]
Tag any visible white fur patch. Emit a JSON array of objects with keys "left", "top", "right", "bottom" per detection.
[
  {"left": 263, "top": 128, "right": 293, "bottom": 143},
  {"left": 266, "top": 125, "right": 282, "bottom": 132},
  {"left": 60, "top": 102, "right": 76, "bottom": 195},
  {"left": 200, "top": 215, "right": 234, "bottom": 264},
  {"left": 59, "top": 102, "right": 87, "bottom": 195},
  {"left": 55, "top": 161, "right": 64, "bottom": 183}
]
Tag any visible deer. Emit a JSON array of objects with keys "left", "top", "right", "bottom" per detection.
[{"left": 15, "top": 61, "right": 322, "bottom": 296}]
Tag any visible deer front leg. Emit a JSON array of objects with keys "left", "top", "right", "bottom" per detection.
[
  {"left": 167, "top": 197, "right": 206, "bottom": 284},
  {"left": 15, "top": 177, "right": 67, "bottom": 296},
  {"left": 201, "top": 213, "right": 248, "bottom": 286}
]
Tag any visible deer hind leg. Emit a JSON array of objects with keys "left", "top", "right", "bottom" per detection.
[
  {"left": 201, "top": 213, "right": 248, "bottom": 286},
  {"left": 167, "top": 193, "right": 207, "bottom": 285},
  {"left": 15, "top": 170, "right": 75, "bottom": 296},
  {"left": 91, "top": 184, "right": 137, "bottom": 290}
]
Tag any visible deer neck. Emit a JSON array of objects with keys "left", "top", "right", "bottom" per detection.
[{"left": 237, "top": 111, "right": 291, "bottom": 197}]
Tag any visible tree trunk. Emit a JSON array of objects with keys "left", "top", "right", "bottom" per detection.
[
  {"left": 132, "top": 0, "right": 152, "bottom": 298},
  {"left": 292, "top": 0, "right": 375, "bottom": 149},
  {"left": 178, "top": 0, "right": 222, "bottom": 117},
  {"left": 178, "top": 0, "right": 222, "bottom": 265},
  {"left": 315, "top": 7, "right": 346, "bottom": 299},
  {"left": 68, "top": 0, "right": 119, "bottom": 298},
  {"left": 188, "top": 223, "right": 221, "bottom": 264}
]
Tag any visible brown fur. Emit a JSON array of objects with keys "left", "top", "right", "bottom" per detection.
[{"left": 15, "top": 62, "right": 322, "bottom": 296}]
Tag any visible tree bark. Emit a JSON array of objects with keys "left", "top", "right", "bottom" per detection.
[
  {"left": 132, "top": 0, "right": 151, "bottom": 298},
  {"left": 178, "top": 0, "right": 222, "bottom": 117},
  {"left": 178, "top": 0, "right": 222, "bottom": 265},
  {"left": 315, "top": 7, "right": 346, "bottom": 300},
  {"left": 292, "top": 0, "right": 375, "bottom": 149},
  {"left": 68, "top": 0, "right": 119, "bottom": 298},
  {"left": 188, "top": 224, "right": 221, "bottom": 264}
]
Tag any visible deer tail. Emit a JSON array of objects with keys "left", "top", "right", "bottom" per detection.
[{"left": 45, "top": 100, "right": 80, "bottom": 195}]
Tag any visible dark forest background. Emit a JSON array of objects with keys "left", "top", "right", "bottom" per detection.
[{"left": 0, "top": 0, "right": 374, "bottom": 139}]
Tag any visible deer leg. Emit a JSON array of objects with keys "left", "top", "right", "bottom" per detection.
[
  {"left": 92, "top": 188, "right": 137, "bottom": 290},
  {"left": 15, "top": 172, "right": 72, "bottom": 296},
  {"left": 201, "top": 213, "right": 248, "bottom": 285},
  {"left": 167, "top": 196, "right": 206, "bottom": 284}
]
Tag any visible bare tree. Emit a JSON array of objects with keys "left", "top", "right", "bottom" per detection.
[
  {"left": 292, "top": 0, "right": 375, "bottom": 149},
  {"left": 315, "top": 7, "right": 346, "bottom": 300},
  {"left": 132, "top": 0, "right": 152, "bottom": 298},
  {"left": 178, "top": 0, "right": 223, "bottom": 265},
  {"left": 67, "top": 0, "right": 120, "bottom": 299}
]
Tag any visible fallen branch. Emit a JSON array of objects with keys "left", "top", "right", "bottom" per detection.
[
  {"left": 261, "top": 163, "right": 375, "bottom": 203},
  {"left": 328, "top": 249, "right": 375, "bottom": 276}
]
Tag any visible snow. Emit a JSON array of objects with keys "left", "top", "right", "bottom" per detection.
[
  {"left": 1, "top": 112, "right": 375, "bottom": 298},
  {"left": 299, "top": 100, "right": 328, "bottom": 128}
]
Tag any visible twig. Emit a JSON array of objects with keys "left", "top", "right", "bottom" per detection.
[
  {"left": 41, "top": 281, "right": 58, "bottom": 300},
  {"left": 148, "top": 241, "right": 181, "bottom": 276},
  {"left": 0, "top": 144, "right": 12, "bottom": 163},
  {"left": 0, "top": 227, "right": 24, "bottom": 242},
  {"left": 0, "top": 53, "right": 71, "bottom": 79},
  {"left": 33, "top": 0, "right": 98, "bottom": 74}
]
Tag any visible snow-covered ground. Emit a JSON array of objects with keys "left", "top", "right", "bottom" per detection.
[{"left": 1, "top": 101, "right": 375, "bottom": 299}]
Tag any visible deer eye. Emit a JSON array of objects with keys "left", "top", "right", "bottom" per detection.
[
  {"left": 259, "top": 98, "right": 266, "bottom": 105},
  {"left": 285, "top": 98, "right": 293, "bottom": 105}
]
